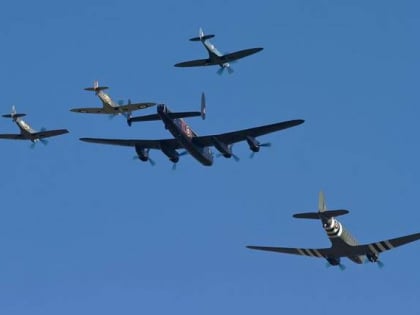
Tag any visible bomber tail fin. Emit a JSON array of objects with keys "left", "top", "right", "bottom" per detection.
[
  {"left": 293, "top": 191, "right": 349, "bottom": 219},
  {"left": 190, "top": 28, "right": 215, "bottom": 42},
  {"left": 84, "top": 80, "right": 109, "bottom": 92},
  {"left": 200, "top": 92, "right": 206, "bottom": 120},
  {"left": 2, "top": 105, "right": 26, "bottom": 119},
  {"left": 318, "top": 191, "right": 327, "bottom": 213}
]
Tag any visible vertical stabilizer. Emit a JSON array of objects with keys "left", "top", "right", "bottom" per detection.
[
  {"left": 200, "top": 92, "right": 206, "bottom": 120},
  {"left": 318, "top": 191, "right": 327, "bottom": 213}
]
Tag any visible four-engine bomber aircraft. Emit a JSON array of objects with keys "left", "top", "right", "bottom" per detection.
[
  {"left": 70, "top": 81, "right": 156, "bottom": 118},
  {"left": 80, "top": 93, "right": 304, "bottom": 167},
  {"left": 0, "top": 106, "right": 69, "bottom": 145},
  {"left": 247, "top": 191, "right": 420, "bottom": 269},
  {"left": 174, "top": 28, "right": 263, "bottom": 74}
]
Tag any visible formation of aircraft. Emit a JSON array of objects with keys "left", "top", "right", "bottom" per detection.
[
  {"left": 247, "top": 191, "right": 420, "bottom": 269},
  {"left": 80, "top": 93, "right": 304, "bottom": 167},
  {"left": 174, "top": 28, "right": 263, "bottom": 74},
  {"left": 70, "top": 80, "right": 156, "bottom": 118},
  {"left": 0, "top": 106, "right": 68, "bottom": 146},
  {"left": 2, "top": 28, "right": 418, "bottom": 270}
]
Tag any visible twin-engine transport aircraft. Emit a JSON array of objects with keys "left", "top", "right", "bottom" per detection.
[
  {"left": 70, "top": 81, "right": 156, "bottom": 118},
  {"left": 80, "top": 93, "right": 304, "bottom": 167},
  {"left": 247, "top": 192, "right": 420, "bottom": 269},
  {"left": 0, "top": 106, "right": 69, "bottom": 145},
  {"left": 174, "top": 28, "right": 263, "bottom": 74}
]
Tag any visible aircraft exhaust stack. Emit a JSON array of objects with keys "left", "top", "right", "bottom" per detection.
[{"left": 293, "top": 191, "right": 349, "bottom": 219}]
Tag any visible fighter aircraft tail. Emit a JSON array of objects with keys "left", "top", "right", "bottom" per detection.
[
  {"left": 293, "top": 191, "right": 349, "bottom": 219},
  {"left": 2, "top": 105, "right": 26, "bottom": 119},
  {"left": 190, "top": 28, "right": 215, "bottom": 42},
  {"left": 84, "top": 80, "right": 109, "bottom": 92}
]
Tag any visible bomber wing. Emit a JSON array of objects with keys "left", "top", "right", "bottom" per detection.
[
  {"left": 247, "top": 245, "right": 331, "bottom": 258},
  {"left": 79, "top": 137, "right": 183, "bottom": 150},
  {"left": 192, "top": 119, "right": 304, "bottom": 147},
  {"left": 222, "top": 48, "right": 263, "bottom": 62},
  {"left": 33, "top": 129, "right": 69, "bottom": 139},
  {"left": 174, "top": 58, "right": 212, "bottom": 67},
  {"left": 0, "top": 133, "right": 26, "bottom": 140},
  {"left": 346, "top": 232, "right": 420, "bottom": 257}
]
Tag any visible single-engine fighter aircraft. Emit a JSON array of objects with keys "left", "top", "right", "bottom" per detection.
[
  {"left": 247, "top": 192, "right": 420, "bottom": 269},
  {"left": 174, "top": 28, "right": 263, "bottom": 74},
  {"left": 0, "top": 106, "right": 69, "bottom": 146},
  {"left": 80, "top": 93, "right": 304, "bottom": 167},
  {"left": 70, "top": 81, "right": 156, "bottom": 118}
]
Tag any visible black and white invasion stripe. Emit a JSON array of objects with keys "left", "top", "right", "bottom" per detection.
[
  {"left": 297, "top": 248, "right": 323, "bottom": 257},
  {"left": 368, "top": 240, "right": 394, "bottom": 254}
]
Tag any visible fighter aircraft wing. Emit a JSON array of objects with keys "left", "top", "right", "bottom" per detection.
[
  {"left": 192, "top": 119, "right": 304, "bottom": 147},
  {"left": 79, "top": 137, "right": 183, "bottom": 150},
  {"left": 115, "top": 102, "right": 156, "bottom": 113},
  {"left": 347, "top": 232, "right": 420, "bottom": 256},
  {"left": 33, "top": 129, "right": 69, "bottom": 139},
  {"left": 0, "top": 133, "right": 26, "bottom": 140},
  {"left": 247, "top": 245, "right": 331, "bottom": 258},
  {"left": 70, "top": 107, "right": 108, "bottom": 114},
  {"left": 174, "top": 58, "right": 211, "bottom": 67},
  {"left": 222, "top": 47, "right": 263, "bottom": 62}
]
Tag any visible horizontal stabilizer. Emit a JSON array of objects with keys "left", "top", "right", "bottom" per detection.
[
  {"left": 293, "top": 209, "right": 350, "bottom": 219},
  {"left": 84, "top": 86, "right": 109, "bottom": 92},
  {"left": 190, "top": 34, "right": 215, "bottom": 42},
  {"left": 2, "top": 113, "right": 26, "bottom": 118},
  {"left": 128, "top": 111, "right": 202, "bottom": 125}
]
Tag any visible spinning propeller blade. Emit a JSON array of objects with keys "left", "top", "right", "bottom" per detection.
[{"left": 250, "top": 142, "right": 272, "bottom": 158}]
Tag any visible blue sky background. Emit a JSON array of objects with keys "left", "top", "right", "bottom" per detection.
[{"left": 0, "top": 0, "right": 419, "bottom": 314}]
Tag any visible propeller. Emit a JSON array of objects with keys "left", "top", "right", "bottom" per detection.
[
  {"left": 216, "top": 152, "right": 240, "bottom": 162},
  {"left": 29, "top": 139, "right": 48, "bottom": 149},
  {"left": 250, "top": 142, "right": 272, "bottom": 158},
  {"left": 217, "top": 63, "right": 234, "bottom": 75},
  {"left": 133, "top": 155, "right": 156, "bottom": 166},
  {"left": 29, "top": 128, "right": 49, "bottom": 148},
  {"left": 171, "top": 151, "right": 188, "bottom": 170},
  {"left": 325, "top": 262, "right": 346, "bottom": 271},
  {"left": 215, "top": 144, "right": 240, "bottom": 161},
  {"left": 377, "top": 260, "right": 385, "bottom": 268},
  {"left": 133, "top": 148, "right": 156, "bottom": 166}
]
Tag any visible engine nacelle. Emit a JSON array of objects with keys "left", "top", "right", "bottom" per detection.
[
  {"left": 160, "top": 144, "right": 179, "bottom": 163},
  {"left": 246, "top": 136, "right": 260, "bottom": 152},
  {"left": 326, "top": 257, "right": 341, "bottom": 266},
  {"left": 135, "top": 145, "right": 149, "bottom": 162},
  {"left": 212, "top": 136, "right": 233, "bottom": 158},
  {"left": 366, "top": 252, "right": 379, "bottom": 263}
]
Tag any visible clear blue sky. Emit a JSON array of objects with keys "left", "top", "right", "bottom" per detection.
[{"left": 0, "top": 0, "right": 419, "bottom": 314}]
